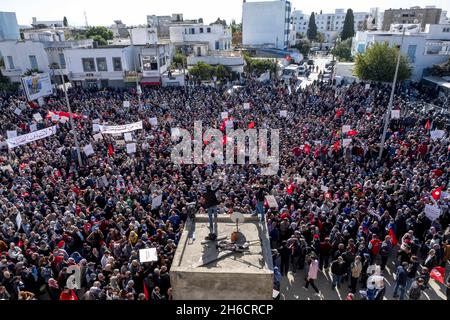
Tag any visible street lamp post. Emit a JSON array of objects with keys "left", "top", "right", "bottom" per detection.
[
  {"left": 53, "top": 59, "right": 83, "bottom": 166},
  {"left": 378, "top": 25, "right": 412, "bottom": 162},
  {"left": 130, "top": 30, "right": 142, "bottom": 108}
]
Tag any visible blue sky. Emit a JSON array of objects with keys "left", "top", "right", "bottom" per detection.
[{"left": 1, "top": 0, "right": 449, "bottom": 26}]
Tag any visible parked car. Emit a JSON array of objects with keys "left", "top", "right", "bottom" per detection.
[
  {"left": 282, "top": 64, "right": 301, "bottom": 80},
  {"left": 297, "top": 64, "right": 307, "bottom": 74},
  {"left": 307, "top": 59, "right": 314, "bottom": 66}
]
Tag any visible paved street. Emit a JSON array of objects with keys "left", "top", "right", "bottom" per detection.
[{"left": 280, "top": 258, "right": 449, "bottom": 300}]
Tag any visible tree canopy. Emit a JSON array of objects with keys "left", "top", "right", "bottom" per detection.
[
  {"left": 63, "top": 16, "right": 68, "bottom": 27},
  {"left": 307, "top": 12, "right": 317, "bottom": 41},
  {"left": 331, "top": 39, "right": 353, "bottom": 61},
  {"left": 341, "top": 9, "right": 355, "bottom": 41},
  {"left": 430, "top": 58, "right": 450, "bottom": 77},
  {"left": 293, "top": 40, "right": 311, "bottom": 57},
  {"left": 354, "top": 42, "right": 412, "bottom": 82},
  {"left": 86, "top": 26, "right": 113, "bottom": 45},
  {"left": 188, "top": 62, "right": 232, "bottom": 81}
]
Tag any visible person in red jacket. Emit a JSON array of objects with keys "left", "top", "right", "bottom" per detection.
[
  {"left": 368, "top": 234, "right": 382, "bottom": 261},
  {"left": 59, "top": 287, "right": 78, "bottom": 300}
]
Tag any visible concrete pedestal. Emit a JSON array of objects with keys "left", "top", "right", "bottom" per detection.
[{"left": 170, "top": 214, "right": 274, "bottom": 300}]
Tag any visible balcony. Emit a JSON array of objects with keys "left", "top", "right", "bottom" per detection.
[{"left": 0, "top": 67, "right": 23, "bottom": 77}]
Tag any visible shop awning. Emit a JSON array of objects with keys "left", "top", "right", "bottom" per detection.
[{"left": 141, "top": 77, "right": 161, "bottom": 85}]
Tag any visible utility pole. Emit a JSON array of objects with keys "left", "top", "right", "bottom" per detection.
[
  {"left": 54, "top": 57, "right": 83, "bottom": 166},
  {"left": 378, "top": 26, "right": 411, "bottom": 162},
  {"left": 130, "top": 29, "right": 142, "bottom": 108}
]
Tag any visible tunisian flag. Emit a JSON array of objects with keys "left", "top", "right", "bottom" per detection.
[
  {"left": 431, "top": 186, "right": 442, "bottom": 201},
  {"left": 303, "top": 143, "right": 311, "bottom": 154},
  {"left": 332, "top": 140, "right": 340, "bottom": 152},
  {"left": 107, "top": 144, "right": 114, "bottom": 156},
  {"left": 430, "top": 266, "right": 445, "bottom": 284},
  {"left": 425, "top": 120, "right": 431, "bottom": 130},
  {"left": 347, "top": 130, "right": 358, "bottom": 137},
  {"left": 388, "top": 226, "right": 398, "bottom": 246}
]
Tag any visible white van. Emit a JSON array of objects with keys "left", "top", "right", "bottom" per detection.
[{"left": 282, "top": 65, "right": 300, "bottom": 80}]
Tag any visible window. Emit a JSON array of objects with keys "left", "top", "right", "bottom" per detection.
[
  {"left": 443, "top": 28, "right": 450, "bottom": 32},
  {"left": 82, "top": 58, "right": 96, "bottom": 72},
  {"left": 215, "top": 41, "right": 220, "bottom": 50},
  {"left": 112, "top": 57, "right": 122, "bottom": 71},
  {"left": 190, "top": 28, "right": 195, "bottom": 34},
  {"left": 7, "top": 56, "right": 14, "bottom": 69},
  {"left": 59, "top": 53, "right": 66, "bottom": 68},
  {"left": 200, "top": 27, "right": 203, "bottom": 33},
  {"left": 142, "top": 55, "right": 158, "bottom": 71},
  {"left": 207, "top": 27, "right": 211, "bottom": 33},
  {"left": 29, "top": 55, "right": 38, "bottom": 70},
  {"left": 407, "top": 45, "right": 416, "bottom": 63},
  {"left": 96, "top": 57, "right": 108, "bottom": 72}
]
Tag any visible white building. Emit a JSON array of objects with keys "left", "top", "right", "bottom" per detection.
[
  {"left": 292, "top": 8, "right": 373, "bottom": 44},
  {"left": 186, "top": 44, "right": 245, "bottom": 73},
  {"left": 0, "top": 12, "right": 20, "bottom": 41},
  {"left": 147, "top": 15, "right": 172, "bottom": 38},
  {"left": 130, "top": 27, "right": 158, "bottom": 45},
  {"left": 243, "top": 0, "right": 292, "bottom": 50},
  {"left": 64, "top": 46, "right": 134, "bottom": 89},
  {"left": 170, "top": 23, "right": 232, "bottom": 51},
  {"left": 31, "top": 17, "right": 64, "bottom": 28},
  {"left": 352, "top": 24, "right": 450, "bottom": 81},
  {"left": 23, "top": 29, "right": 66, "bottom": 42},
  {"left": 0, "top": 41, "right": 50, "bottom": 82}
]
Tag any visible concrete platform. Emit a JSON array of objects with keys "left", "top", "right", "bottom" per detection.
[{"left": 170, "top": 214, "right": 274, "bottom": 300}]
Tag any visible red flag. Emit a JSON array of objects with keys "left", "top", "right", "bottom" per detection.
[
  {"left": 107, "top": 144, "right": 114, "bottom": 156},
  {"left": 388, "top": 227, "right": 398, "bottom": 247},
  {"left": 324, "top": 192, "right": 332, "bottom": 200},
  {"left": 27, "top": 101, "right": 39, "bottom": 109},
  {"left": 431, "top": 186, "right": 442, "bottom": 201},
  {"left": 347, "top": 130, "right": 358, "bottom": 137},
  {"left": 303, "top": 144, "right": 311, "bottom": 154},
  {"left": 425, "top": 120, "right": 431, "bottom": 130},
  {"left": 223, "top": 135, "right": 227, "bottom": 145},
  {"left": 248, "top": 121, "right": 256, "bottom": 129},
  {"left": 336, "top": 108, "right": 343, "bottom": 118},
  {"left": 287, "top": 183, "right": 294, "bottom": 195},
  {"left": 143, "top": 281, "right": 150, "bottom": 300},
  {"left": 332, "top": 140, "right": 340, "bottom": 151},
  {"left": 430, "top": 266, "right": 445, "bottom": 284}
]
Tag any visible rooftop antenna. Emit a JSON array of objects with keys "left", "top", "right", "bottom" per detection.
[{"left": 84, "top": 11, "right": 89, "bottom": 28}]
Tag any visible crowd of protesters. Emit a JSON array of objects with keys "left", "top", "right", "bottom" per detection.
[{"left": 0, "top": 70, "right": 449, "bottom": 300}]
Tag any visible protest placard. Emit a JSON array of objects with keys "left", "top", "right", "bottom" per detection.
[
  {"left": 83, "top": 144, "right": 94, "bottom": 157},
  {"left": 126, "top": 143, "right": 136, "bottom": 154}
]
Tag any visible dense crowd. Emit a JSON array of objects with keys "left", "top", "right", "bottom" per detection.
[{"left": 0, "top": 74, "right": 449, "bottom": 300}]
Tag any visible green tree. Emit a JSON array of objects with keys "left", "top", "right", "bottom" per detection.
[
  {"left": 231, "top": 19, "right": 242, "bottom": 46},
  {"left": 189, "top": 62, "right": 216, "bottom": 80},
  {"left": 307, "top": 12, "right": 317, "bottom": 41},
  {"left": 354, "top": 42, "right": 412, "bottom": 82},
  {"left": 293, "top": 39, "right": 311, "bottom": 56},
  {"left": 86, "top": 26, "right": 113, "bottom": 44},
  {"left": 63, "top": 16, "right": 68, "bottom": 27},
  {"left": 316, "top": 32, "right": 325, "bottom": 44},
  {"left": 216, "top": 65, "right": 231, "bottom": 80},
  {"left": 172, "top": 53, "right": 187, "bottom": 69},
  {"left": 331, "top": 39, "right": 353, "bottom": 61},
  {"left": 341, "top": 9, "right": 355, "bottom": 41},
  {"left": 243, "top": 54, "right": 276, "bottom": 75}
]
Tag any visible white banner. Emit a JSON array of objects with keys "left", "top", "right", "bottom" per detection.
[
  {"left": 265, "top": 195, "right": 278, "bottom": 208},
  {"left": 424, "top": 204, "right": 441, "bottom": 221},
  {"left": 6, "top": 130, "right": 17, "bottom": 139},
  {"left": 99, "top": 121, "right": 143, "bottom": 134},
  {"left": 124, "top": 132, "right": 133, "bottom": 142},
  {"left": 342, "top": 125, "right": 351, "bottom": 134},
  {"left": 33, "top": 113, "right": 43, "bottom": 122},
  {"left": 6, "top": 126, "right": 56, "bottom": 149},
  {"left": 430, "top": 130, "right": 445, "bottom": 141},
  {"left": 126, "top": 143, "right": 136, "bottom": 154},
  {"left": 139, "top": 248, "right": 158, "bottom": 263},
  {"left": 83, "top": 144, "right": 94, "bottom": 156},
  {"left": 391, "top": 110, "right": 400, "bottom": 119}
]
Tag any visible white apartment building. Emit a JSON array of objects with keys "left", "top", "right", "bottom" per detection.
[
  {"left": 243, "top": 0, "right": 292, "bottom": 50},
  {"left": 64, "top": 46, "right": 134, "bottom": 89},
  {"left": 352, "top": 24, "right": 450, "bottom": 81},
  {"left": 170, "top": 23, "right": 232, "bottom": 51},
  {"left": 0, "top": 41, "right": 50, "bottom": 82},
  {"left": 292, "top": 9, "right": 374, "bottom": 43},
  {"left": 0, "top": 12, "right": 20, "bottom": 41},
  {"left": 31, "top": 17, "right": 64, "bottom": 28},
  {"left": 186, "top": 43, "right": 245, "bottom": 73},
  {"left": 130, "top": 27, "right": 158, "bottom": 46}
]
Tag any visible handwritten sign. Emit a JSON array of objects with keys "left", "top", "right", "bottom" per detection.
[
  {"left": 126, "top": 143, "right": 136, "bottom": 154},
  {"left": 7, "top": 126, "right": 57, "bottom": 149},
  {"left": 279, "top": 110, "right": 287, "bottom": 117},
  {"left": 425, "top": 204, "right": 441, "bottom": 221},
  {"left": 139, "top": 248, "right": 158, "bottom": 263},
  {"left": 83, "top": 144, "right": 94, "bottom": 156},
  {"left": 391, "top": 110, "right": 400, "bottom": 119}
]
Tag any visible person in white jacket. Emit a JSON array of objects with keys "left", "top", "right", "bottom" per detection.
[{"left": 303, "top": 256, "right": 321, "bottom": 296}]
